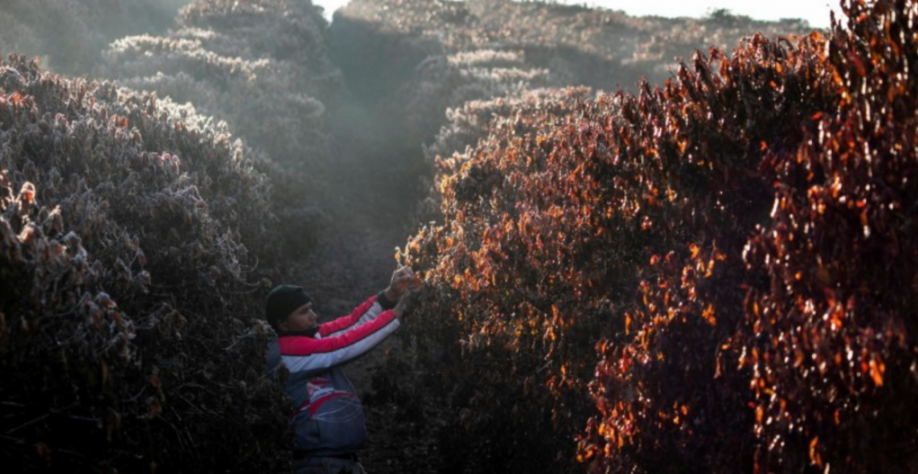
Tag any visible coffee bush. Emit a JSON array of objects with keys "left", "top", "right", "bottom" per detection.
[
  {"left": 333, "top": 0, "right": 813, "bottom": 161},
  {"left": 0, "top": 54, "right": 289, "bottom": 472},
  {"left": 0, "top": 0, "right": 189, "bottom": 75},
  {"left": 399, "top": 1, "right": 918, "bottom": 472},
  {"left": 102, "top": 0, "right": 341, "bottom": 246}
]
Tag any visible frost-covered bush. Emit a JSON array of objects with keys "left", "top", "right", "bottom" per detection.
[
  {"left": 336, "top": 0, "right": 812, "bottom": 91},
  {"left": 403, "top": 49, "right": 549, "bottom": 148},
  {"left": 0, "top": 0, "right": 189, "bottom": 74},
  {"left": 103, "top": 0, "right": 342, "bottom": 235},
  {"left": 0, "top": 54, "right": 289, "bottom": 472},
  {"left": 425, "top": 87, "right": 593, "bottom": 171},
  {"left": 332, "top": 0, "right": 814, "bottom": 196},
  {"left": 416, "top": 87, "right": 593, "bottom": 221}
]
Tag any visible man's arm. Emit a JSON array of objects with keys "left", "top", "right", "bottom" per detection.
[
  {"left": 278, "top": 309, "right": 400, "bottom": 375},
  {"left": 317, "top": 267, "right": 415, "bottom": 337},
  {"left": 318, "top": 293, "right": 397, "bottom": 338}
]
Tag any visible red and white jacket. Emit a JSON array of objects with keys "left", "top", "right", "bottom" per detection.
[{"left": 266, "top": 293, "right": 400, "bottom": 456}]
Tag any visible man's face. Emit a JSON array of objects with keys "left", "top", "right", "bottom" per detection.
[{"left": 279, "top": 302, "right": 317, "bottom": 332}]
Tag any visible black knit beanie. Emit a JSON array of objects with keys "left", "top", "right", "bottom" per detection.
[{"left": 265, "top": 285, "right": 312, "bottom": 329}]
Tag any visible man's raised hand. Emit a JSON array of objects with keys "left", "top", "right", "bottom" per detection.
[{"left": 385, "top": 266, "right": 415, "bottom": 301}]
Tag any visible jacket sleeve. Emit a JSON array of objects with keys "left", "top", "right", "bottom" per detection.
[
  {"left": 266, "top": 339, "right": 282, "bottom": 375},
  {"left": 279, "top": 309, "right": 400, "bottom": 375},
  {"left": 318, "top": 292, "right": 397, "bottom": 338}
]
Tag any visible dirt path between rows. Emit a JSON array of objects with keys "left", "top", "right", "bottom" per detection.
[
  {"left": 294, "top": 214, "right": 440, "bottom": 473},
  {"left": 289, "top": 129, "right": 442, "bottom": 472}
]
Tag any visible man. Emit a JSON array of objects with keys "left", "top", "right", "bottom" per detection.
[{"left": 265, "top": 266, "right": 415, "bottom": 473}]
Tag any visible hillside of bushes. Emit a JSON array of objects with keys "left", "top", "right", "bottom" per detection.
[
  {"left": 0, "top": 0, "right": 189, "bottom": 75},
  {"left": 398, "top": 0, "right": 918, "bottom": 472},
  {"left": 101, "top": 0, "right": 343, "bottom": 251},
  {"left": 331, "top": 0, "right": 812, "bottom": 148},
  {"left": 324, "top": 0, "right": 814, "bottom": 234},
  {"left": 4, "top": 0, "right": 915, "bottom": 472}
]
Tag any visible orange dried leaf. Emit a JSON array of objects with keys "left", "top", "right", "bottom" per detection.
[
  {"left": 689, "top": 243, "right": 700, "bottom": 259},
  {"left": 809, "top": 437, "right": 822, "bottom": 467},
  {"left": 869, "top": 358, "right": 885, "bottom": 387},
  {"left": 701, "top": 304, "right": 716, "bottom": 326}
]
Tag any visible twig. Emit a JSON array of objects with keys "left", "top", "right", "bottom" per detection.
[
  {"left": 0, "top": 433, "right": 25, "bottom": 445},
  {"left": 5, "top": 412, "right": 50, "bottom": 434},
  {"left": 177, "top": 394, "right": 205, "bottom": 415}
]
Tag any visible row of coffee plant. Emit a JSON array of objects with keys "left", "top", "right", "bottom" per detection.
[
  {"left": 101, "top": 0, "right": 342, "bottom": 249},
  {"left": 399, "top": 1, "right": 917, "bottom": 471},
  {"left": 0, "top": 0, "right": 189, "bottom": 75},
  {"left": 332, "top": 0, "right": 813, "bottom": 148},
  {"left": 0, "top": 54, "right": 290, "bottom": 471}
]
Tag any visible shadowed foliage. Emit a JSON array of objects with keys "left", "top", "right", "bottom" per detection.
[{"left": 0, "top": 54, "right": 290, "bottom": 472}]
